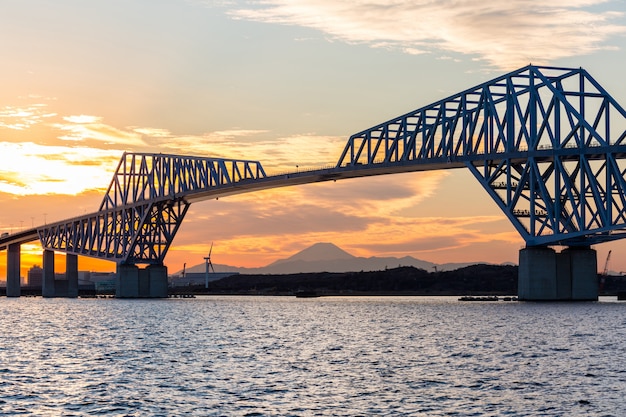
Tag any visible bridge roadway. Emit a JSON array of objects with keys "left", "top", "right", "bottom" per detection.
[
  {"left": 2, "top": 65, "right": 626, "bottom": 300},
  {"left": 0, "top": 157, "right": 466, "bottom": 254},
  {"left": 2, "top": 144, "right": 619, "bottom": 250}
]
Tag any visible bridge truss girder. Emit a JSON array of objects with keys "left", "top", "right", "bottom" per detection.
[
  {"left": 337, "top": 65, "right": 626, "bottom": 247},
  {"left": 38, "top": 153, "right": 268, "bottom": 264},
  {"left": 101, "top": 152, "right": 267, "bottom": 210},
  {"left": 39, "top": 198, "right": 190, "bottom": 265},
  {"left": 468, "top": 151, "right": 626, "bottom": 246}
]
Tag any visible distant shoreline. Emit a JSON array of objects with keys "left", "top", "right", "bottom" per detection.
[{"left": 4, "top": 264, "right": 626, "bottom": 297}]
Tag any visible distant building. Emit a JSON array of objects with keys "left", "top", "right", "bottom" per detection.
[
  {"left": 95, "top": 280, "right": 116, "bottom": 294},
  {"left": 28, "top": 265, "right": 43, "bottom": 287},
  {"left": 90, "top": 272, "right": 116, "bottom": 294},
  {"left": 78, "top": 271, "right": 91, "bottom": 286},
  {"left": 26, "top": 266, "right": 115, "bottom": 290},
  {"left": 170, "top": 272, "right": 238, "bottom": 287},
  {"left": 90, "top": 271, "right": 116, "bottom": 283}
]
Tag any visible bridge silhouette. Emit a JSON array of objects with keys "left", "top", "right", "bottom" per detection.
[{"left": 2, "top": 65, "right": 626, "bottom": 300}]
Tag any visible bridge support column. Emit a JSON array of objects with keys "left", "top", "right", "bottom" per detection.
[
  {"left": 66, "top": 254, "right": 79, "bottom": 298},
  {"left": 561, "top": 247, "right": 598, "bottom": 301},
  {"left": 116, "top": 264, "right": 139, "bottom": 298},
  {"left": 518, "top": 246, "right": 597, "bottom": 301},
  {"left": 519, "top": 247, "right": 557, "bottom": 300},
  {"left": 116, "top": 264, "right": 168, "bottom": 298},
  {"left": 42, "top": 250, "right": 56, "bottom": 298},
  {"left": 6, "top": 243, "right": 21, "bottom": 297},
  {"left": 42, "top": 251, "right": 79, "bottom": 298},
  {"left": 147, "top": 265, "right": 168, "bottom": 298}
]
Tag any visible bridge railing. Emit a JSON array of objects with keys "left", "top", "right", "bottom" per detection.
[{"left": 265, "top": 163, "right": 337, "bottom": 178}]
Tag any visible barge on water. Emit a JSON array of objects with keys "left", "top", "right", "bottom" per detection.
[{"left": 458, "top": 296, "right": 518, "bottom": 302}]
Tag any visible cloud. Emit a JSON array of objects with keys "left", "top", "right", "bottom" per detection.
[
  {"left": 166, "top": 171, "right": 509, "bottom": 267},
  {"left": 296, "top": 172, "right": 448, "bottom": 216},
  {"left": 0, "top": 104, "right": 57, "bottom": 130},
  {"left": 0, "top": 142, "right": 121, "bottom": 195},
  {"left": 132, "top": 127, "right": 174, "bottom": 138},
  {"left": 63, "top": 115, "right": 102, "bottom": 124},
  {"left": 152, "top": 130, "right": 346, "bottom": 171},
  {"left": 227, "top": 0, "right": 626, "bottom": 69},
  {"left": 183, "top": 197, "right": 372, "bottom": 241},
  {"left": 170, "top": 208, "right": 517, "bottom": 267},
  {"left": 54, "top": 115, "right": 147, "bottom": 146},
  {"left": 0, "top": 97, "right": 355, "bottom": 196}
]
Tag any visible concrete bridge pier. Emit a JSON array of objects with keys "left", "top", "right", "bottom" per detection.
[
  {"left": 518, "top": 246, "right": 598, "bottom": 301},
  {"left": 116, "top": 263, "right": 168, "bottom": 298},
  {"left": 42, "top": 250, "right": 79, "bottom": 298},
  {"left": 6, "top": 243, "right": 21, "bottom": 297},
  {"left": 66, "top": 253, "right": 79, "bottom": 297}
]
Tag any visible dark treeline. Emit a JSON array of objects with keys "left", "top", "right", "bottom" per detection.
[
  {"left": 5, "top": 264, "right": 626, "bottom": 297},
  {"left": 193, "top": 264, "right": 520, "bottom": 296}
]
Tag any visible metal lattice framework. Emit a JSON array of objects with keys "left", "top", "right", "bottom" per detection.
[
  {"left": 39, "top": 153, "right": 267, "bottom": 264},
  {"left": 29, "top": 65, "right": 626, "bottom": 266},
  {"left": 38, "top": 200, "right": 188, "bottom": 264},
  {"left": 338, "top": 65, "right": 626, "bottom": 246},
  {"left": 101, "top": 152, "right": 267, "bottom": 209}
]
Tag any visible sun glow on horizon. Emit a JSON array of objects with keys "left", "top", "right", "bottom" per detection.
[
  {"left": 0, "top": 99, "right": 352, "bottom": 197},
  {"left": 0, "top": 142, "right": 121, "bottom": 196}
]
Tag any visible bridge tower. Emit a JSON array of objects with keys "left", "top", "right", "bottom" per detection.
[
  {"left": 337, "top": 65, "right": 626, "bottom": 300},
  {"left": 32, "top": 153, "right": 267, "bottom": 298}
]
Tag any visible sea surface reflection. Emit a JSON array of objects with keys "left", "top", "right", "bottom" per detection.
[{"left": 0, "top": 296, "right": 624, "bottom": 416}]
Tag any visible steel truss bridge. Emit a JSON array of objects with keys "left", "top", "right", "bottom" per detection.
[{"left": 2, "top": 65, "right": 626, "bottom": 266}]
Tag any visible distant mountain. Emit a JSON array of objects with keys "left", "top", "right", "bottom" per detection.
[
  {"left": 178, "top": 242, "right": 497, "bottom": 275},
  {"left": 269, "top": 242, "right": 354, "bottom": 264}
]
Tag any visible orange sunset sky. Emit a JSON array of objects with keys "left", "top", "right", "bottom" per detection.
[{"left": 1, "top": 0, "right": 626, "bottom": 278}]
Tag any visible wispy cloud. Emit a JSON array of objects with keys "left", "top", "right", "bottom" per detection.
[
  {"left": 0, "top": 104, "right": 57, "bottom": 130},
  {"left": 172, "top": 207, "right": 517, "bottom": 267},
  {"left": 227, "top": 0, "right": 626, "bottom": 69},
  {"left": 0, "top": 142, "right": 121, "bottom": 195},
  {"left": 153, "top": 130, "right": 346, "bottom": 171},
  {"left": 54, "top": 115, "right": 147, "bottom": 146},
  {"left": 168, "top": 170, "right": 511, "bottom": 267},
  {"left": 0, "top": 97, "right": 352, "bottom": 195},
  {"left": 63, "top": 115, "right": 102, "bottom": 124},
  {"left": 298, "top": 172, "right": 447, "bottom": 216}
]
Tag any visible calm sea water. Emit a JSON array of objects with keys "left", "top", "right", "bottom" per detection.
[{"left": 0, "top": 295, "right": 624, "bottom": 416}]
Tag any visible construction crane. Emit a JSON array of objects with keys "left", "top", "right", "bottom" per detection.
[
  {"left": 600, "top": 250, "right": 612, "bottom": 291},
  {"left": 603, "top": 250, "right": 612, "bottom": 276}
]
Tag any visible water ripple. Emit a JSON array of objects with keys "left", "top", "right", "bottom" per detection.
[{"left": 0, "top": 296, "right": 625, "bottom": 415}]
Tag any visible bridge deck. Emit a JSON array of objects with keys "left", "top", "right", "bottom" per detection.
[{"left": 2, "top": 144, "right": 624, "bottom": 251}]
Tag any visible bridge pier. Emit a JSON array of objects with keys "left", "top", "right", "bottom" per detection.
[
  {"left": 66, "top": 254, "right": 79, "bottom": 298},
  {"left": 518, "top": 246, "right": 598, "bottom": 301},
  {"left": 42, "top": 250, "right": 79, "bottom": 298},
  {"left": 6, "top": 243, "right": 21, "bottom": 297},
  {"left": 116, "top": 264, "right": 168, "bottom": 298}
]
